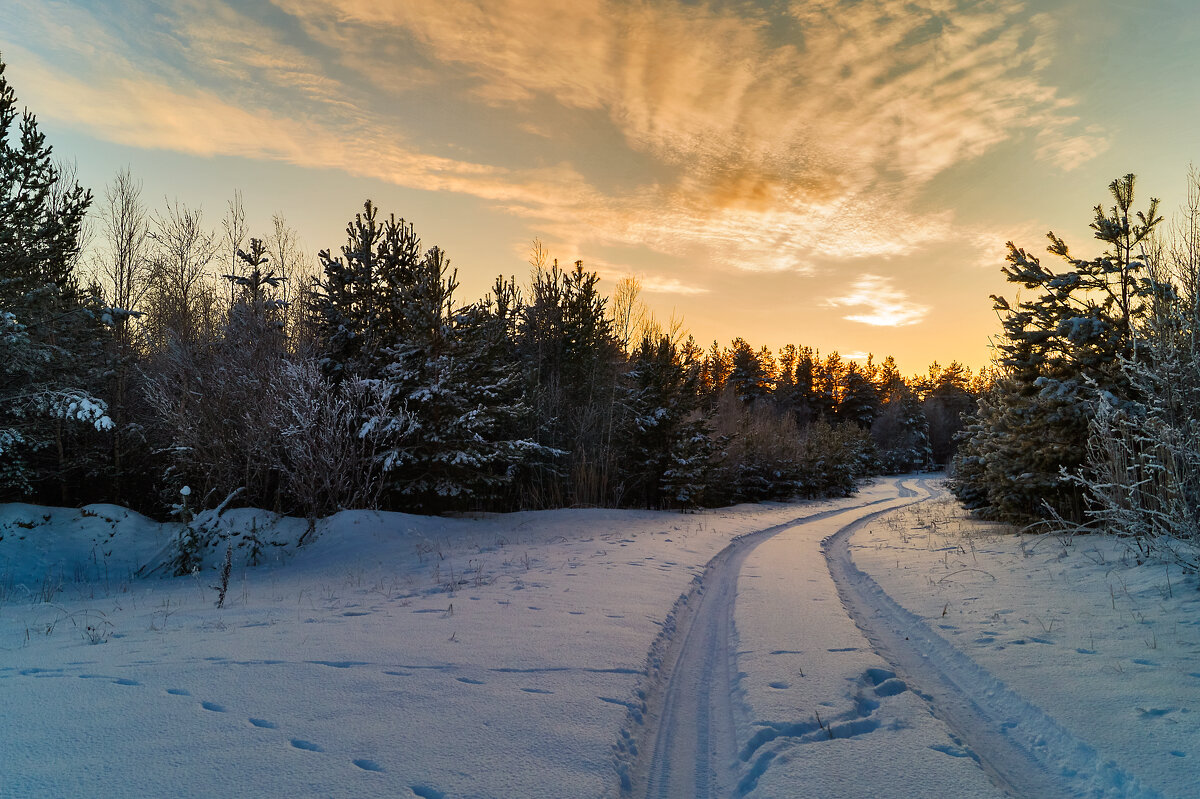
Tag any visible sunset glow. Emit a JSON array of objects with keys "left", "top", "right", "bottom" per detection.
[{"left": 6, "top": 0, "right": 1197, "bottom": 371}]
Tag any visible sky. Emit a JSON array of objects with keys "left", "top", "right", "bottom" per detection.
[{"left": 5, "top": 0, "right": 1200, "bottom": 374}]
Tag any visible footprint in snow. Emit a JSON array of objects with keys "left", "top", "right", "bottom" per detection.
[
  {"left": 863, "top": 667, "right": 908, "bottom": 697},
  {"left": 20, "top": 668, "right": 64, "bottom": 677},
  {"left": 113, "top": 678, "right": 139, "bottom": 686},
  {"left": 201, "top": 701, "right": 226, "bottom": 712},
  {"left": 521, "top": 687, "right": 552, "bottom": 694},
  {"left": 249, "top": 718, "right": 277, "bottom": 729},
  {"left": 929, "top": 743, "right": 971, "bottom": 758},
  {"left": 410, "top": 785, "right": 445, "bottom": 799},
  {"left": 456, "top": 677, "right": 485, "bottom": 685},
  {"left": 354, "top": 759, "right": 384, "bottom": 772},
  {"left": 768, "top": 681, "right": 789, "bottom": 689},
  {"left": 1137, "top": 707, "right": 1175, "bottom": 718},
  {"left": 166, "top": 688, "right": 190, "bottom": 696},
  {"left": 291, "top": 739, "right": 323, "bottom": 752}
]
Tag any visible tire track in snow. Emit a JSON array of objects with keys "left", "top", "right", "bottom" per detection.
[
  {"left": 622, "top": 481, "right": 922, "bottom": 799},
  {"left": 825, "top": 479, "right": 1163, "bottom": 799}
]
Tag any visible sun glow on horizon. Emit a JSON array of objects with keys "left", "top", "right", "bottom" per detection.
[{"left": 5, "top": 0, "right": 1192, "bottom": 372}]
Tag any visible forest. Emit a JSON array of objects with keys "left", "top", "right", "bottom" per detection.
[{"left": 0, "top": 55, "right": 981, "bottom": 522}]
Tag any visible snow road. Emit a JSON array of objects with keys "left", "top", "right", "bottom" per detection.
[
  {"left": 631, "top": 476, "right": 1161, "bottom": 799},
  {"left": 630, "top": 499, "right": 903, "bottom": 799},
  {"left": 628, "top": 479, "right": 986, "bottom": 798}
]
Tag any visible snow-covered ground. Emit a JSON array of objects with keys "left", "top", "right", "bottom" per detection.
[
  {"left": 733, "top": 483, "right": 1006, "bottom": 799},
  {"left": 0, "top": 482, "right": 901, "bottom": 798},
  {"left": 3, "top": 477, "right": 1197, "bottom": 798},
  {"left": 849, "top": 482, "right": 1200, "bottom": 798}
]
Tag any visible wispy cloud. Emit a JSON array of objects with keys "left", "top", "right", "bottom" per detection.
[
  {"left": 3, "top": 0, "right": 1102, "bottom": 275},
  {"left": 637, "top": 275, "right": 709, "bottom": 296},
  {"left": 827, "top": 275, "right": 930, "bottom": 327}
]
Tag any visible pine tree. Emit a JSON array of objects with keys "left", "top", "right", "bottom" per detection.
[
  {"left": 0, "top": 53, "right": 111, "bottom": 501},
  {"left": 788, "top": 346, "right": 821, "bottom": 426},
  {"left": 837, "top": 362, "right": 879, "bottom": 429},
  {"left": 872, "top": 380, "right": 932, "bottom": 473},
  {"left": 312, "top": 202, "right": 421, "bottom": 382},
  {"left": 518, "top": 258, "right": 624, "bottom": 506},
  {"left": 921, "top": 361, "right": 977, "bottom": 464},
  {"left": 726, "top": 337, "right": 771, "bottom": 404},
  {"left": 952, "top": 175, "right": 1162, "bottom": 521}
]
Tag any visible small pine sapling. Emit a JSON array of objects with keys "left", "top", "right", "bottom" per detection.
[{"left": 213, "top": 545, "right": 232, "bottom": 608}]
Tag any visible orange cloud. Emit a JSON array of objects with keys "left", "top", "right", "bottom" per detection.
[{"left": 3, "top": 0, "right": 1103, "bottom": 279}]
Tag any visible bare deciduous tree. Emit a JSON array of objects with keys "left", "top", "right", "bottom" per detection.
[
  {"left": 94, "top": 167, "right": 152, "bottom": 324},
  {"left": 146, "top": 200, "right": 219, "bottom": 345},
  {"left": 221, "top": 190, "right": 248, "bottom": 307}
]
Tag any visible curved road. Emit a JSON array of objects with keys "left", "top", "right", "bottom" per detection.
[
  {"left": 627, "top": 479, "right": 926, "bottom": 798},
  {"left": 624, "top": 476, "right": 1158, "bottom": 799}
]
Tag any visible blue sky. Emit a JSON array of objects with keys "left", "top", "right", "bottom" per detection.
[{"left": 5, "top": 0, "right": 1199, "bottom": 372}]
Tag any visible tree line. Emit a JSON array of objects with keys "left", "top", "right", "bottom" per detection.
[{"left": 0, "top": 54, "right": 980, "bottom": 520}]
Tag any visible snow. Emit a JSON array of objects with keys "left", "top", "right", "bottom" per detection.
[
  {"left": 734, "top": 496, "right": 1005, "bottom": 798},
  {"left": 850, "top": 483, "right": 1200, "bottom": 797},
  {"left": 3, "top": 477, "right": 1198, "bottom": 798},
  {"left": 1, "top": 489, "right": 897, "bottom": 798}
]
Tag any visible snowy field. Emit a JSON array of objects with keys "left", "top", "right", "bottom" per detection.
[
  {"left": 0, "top": 482, "right": 903, "bottom": 798},
  {"left": 2, "top": 477, "right": 1197, "bottom": 798}
]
